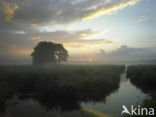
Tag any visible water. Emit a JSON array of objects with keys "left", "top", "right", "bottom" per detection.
[
  {"left": 1, "top": 69, "right": 148, "bottom": 117},
  {"left": 81, "top": 69, "right": 147, "bottom": 117}
]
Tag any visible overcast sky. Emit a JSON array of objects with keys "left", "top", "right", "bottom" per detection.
[{"left": 0, "top": 0, "right": 156, "bottom": 64}]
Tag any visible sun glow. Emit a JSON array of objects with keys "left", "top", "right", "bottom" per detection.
[{"left": 88, "top": 58, "right": 95, "bottom": 62}]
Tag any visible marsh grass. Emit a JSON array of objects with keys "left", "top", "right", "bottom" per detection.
[
  {"left": 126, "top": 65, "right": 156, "bottom": 117},
  {"left": 127, "top": 65, "right": 156, "bottom": 92},
  {"left": 0, "top": 65, "right": 125, "bottom": 113}
]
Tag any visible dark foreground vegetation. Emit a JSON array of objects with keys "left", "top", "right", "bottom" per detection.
[
  {"left": 127, "top": 65, "right": 156, "bottom": 92},
  {"left": 127, "top": 65, "right": 156, "bottom": 117},
  {"left": 0, "top": 65, "right": 125, "bottom": 115}
]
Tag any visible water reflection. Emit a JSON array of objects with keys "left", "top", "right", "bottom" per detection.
[
  {"left": 1, "top": 70, "right": 148, "bottom": 117},
  {"left": 0, "top": 66, "right": 125, "bottom": 117},
  {"left": 3, "top": 99, "right": 93, "bottom": 117},
  {"left": 0, "top": 77, "right": 121, "bottom": 117},
  {"left": 18, "top": 94, "right": 81, "bottom": 111},
  {"left": 1, "top": 89, "right": 120, "bottom": 117},
  {"left": 1, "top": 80, "right": 120, "bottom": 117},
  {"left": 81, "top": 70, "right": 147, "bottom": 117},
  {"left": 1, "top": 65, "right": 156, "bottom": 117}
]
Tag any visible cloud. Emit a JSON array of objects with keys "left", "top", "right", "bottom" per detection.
[
  {"left": 0, "top": 1, "right": 19, "bottom": 21},
  {"left": 28, "top": 29, "right": 111, "bottom": 44},
  {"left": 97, "top": 45, "right": 156, "bottom": 61},
  {"left": 0, "top": 42, "right": 32, "bottom": 64},
  {"left": 64, "top": 38, "right": 112, "bottom": 48},
  {"left": 31, "top": 36, "right": 40, "bottom": 41},
  {"left": 0, "top": 28, "right": 112, "bottom": 64},
  {"left": 137, "top": 16, "right": 151, "bottom": 22},
  {"left": 0, "top": 0, "right": 140, "bottom": 25},
  {"left": 80, "top": 29, "right": 109, "bottom": 39},
  {"left": 82, "top": 0, "right": 140, "bottom": 20},
  {"left": 7, "top": 45, "right": 32, "bottom": 57},
  {"left": 30, "top": 24, "right": 38, "bottom": 27}
]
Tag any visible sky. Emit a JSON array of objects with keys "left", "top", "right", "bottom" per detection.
[{"left": 0, "top": 0, "right": 156, "bottom": 64}]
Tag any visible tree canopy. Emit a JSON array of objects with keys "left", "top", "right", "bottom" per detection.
[{"left": 31, "top": 41, "right": 68, "bottom": 65}]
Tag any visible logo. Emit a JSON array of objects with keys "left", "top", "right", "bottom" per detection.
[{"left": 121, "top": 105, "right": 154, "bottom": 116}]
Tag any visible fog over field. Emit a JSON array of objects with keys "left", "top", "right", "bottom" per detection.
[{"left": 0, "top": 1, "right": 156, "bottom": 117}]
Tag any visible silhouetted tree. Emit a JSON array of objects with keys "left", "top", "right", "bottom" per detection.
[{"left": 31, "top": 41, "right": 68, "bottom": 65}]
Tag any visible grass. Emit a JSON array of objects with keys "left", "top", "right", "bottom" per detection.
[
  {"left": 0, "top": 65, "right": 125, "bottom": 112},
  {"left": 127, "top": 65, "right": 156, "bottom": 93}
]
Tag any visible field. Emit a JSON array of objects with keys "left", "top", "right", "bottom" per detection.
[{"left": 0, "top": 65, "right": 125, "bottom": 114}]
